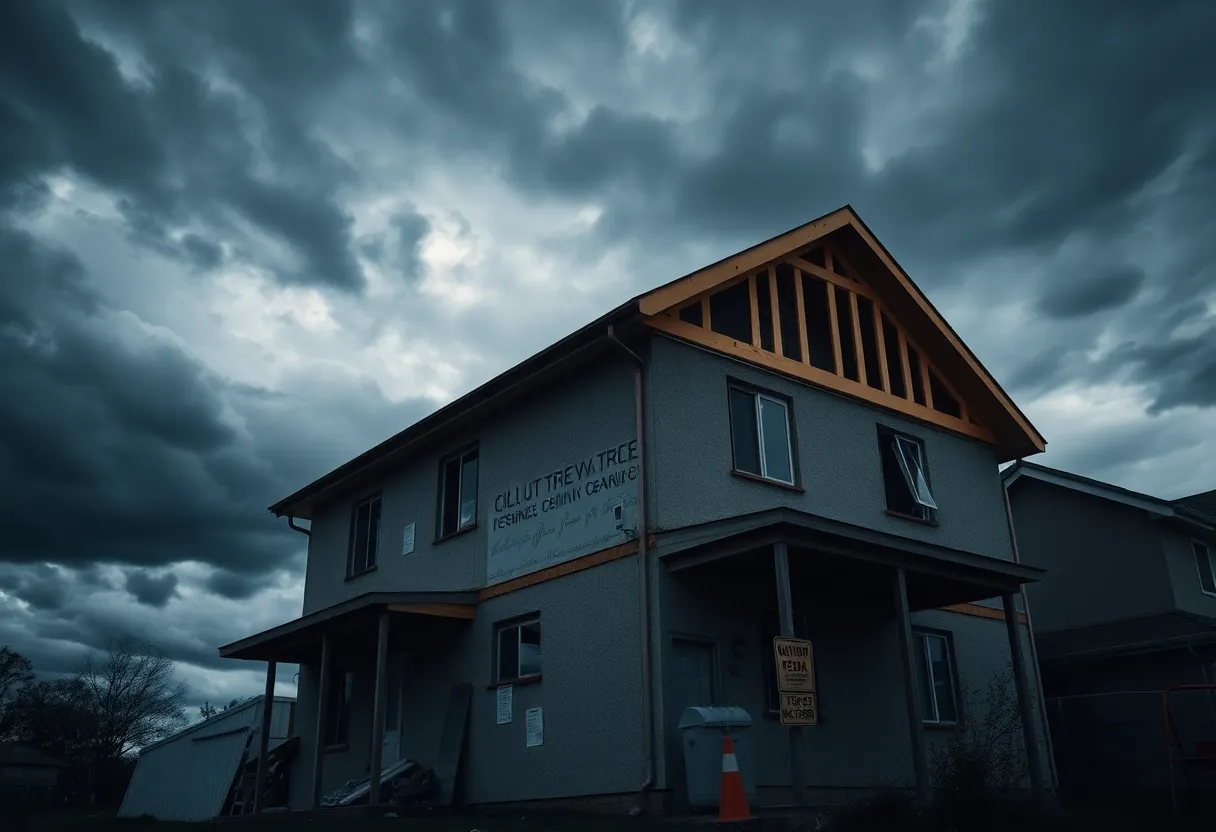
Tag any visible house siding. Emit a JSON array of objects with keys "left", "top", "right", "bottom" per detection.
[
  {"left": 1009, "top": 479, "right": 1176, "bottom": 635},
  {"left": 646, "top": 336, "right": 1014, "bottom": 561},
  {"left": 301, "top": 357, "right": 638, "bottom": 614}
]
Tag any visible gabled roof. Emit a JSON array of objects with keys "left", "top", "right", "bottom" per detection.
[
  {"left": 1002, "top": 461, "right": 1216, "bottom": 532},
  {"left": 270, "top": 205, "right": 1043, "bottom": 518}
]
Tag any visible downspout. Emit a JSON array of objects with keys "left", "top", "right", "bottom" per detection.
[
  {"left": 1002, "top": 465, "right": 1059, "bottom": 792},
  {"left": 607, "top": 324, "right": 656, "bottom": 805},
  {"left": 287, "top": 515, "right": 311, "bottom": 536}
]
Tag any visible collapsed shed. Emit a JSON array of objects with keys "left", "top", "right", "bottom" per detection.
[{"left": 118, "top": 695, "right": 296, "bottom": 822}]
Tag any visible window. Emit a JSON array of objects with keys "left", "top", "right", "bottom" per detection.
[
  {"left": 1194, "top": 540, "right": 1216, "bottom": 597},
  {"left": 729, "top": 386, "right": 795, "bottom": 486},
  {"left": 346, "top": 494, "right": 381, "bottom": 576},
  {"left": 913, "top": 631, "right": 959, "bottom": 725},
  {"left": 877, "top": 426, "right": 937, "bottom": 521},
  {"left": 760, "top": 609, "right": 808, "bottom": 714},
  {"left": 495, "top": 616, "right": 541, "bottom": 683},
  {"left": 439, "top": 445, "right": 478, "bottom": 537},
  {"left": 325, "top": 667, "right": 355, "bottom": 747}
]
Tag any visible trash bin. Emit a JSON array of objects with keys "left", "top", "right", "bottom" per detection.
[{"left": 678, "top": 706, "right": 756, "bottom": 811}]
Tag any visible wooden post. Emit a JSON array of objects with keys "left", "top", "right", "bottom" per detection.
[
  {"left": 1003, "top": 592, "right": 1047, "bottom": 809},
  {"left": 253, "top": 660, "right": 277, "bottom": 814},
  {"left": 773, "top": 541, "right": 806, "bottom": 806},
  {"left": 311, "top": 633, "right": 332, "bottom": 809},
  {"left": 893, "top": 567, "right": 931, "bottom": 804},
  {"left": 368, "top": 609, "right": 391, "bottom": 806}
]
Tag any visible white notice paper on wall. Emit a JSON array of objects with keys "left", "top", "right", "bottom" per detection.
[
  {"left": 525, "top": 706, "right": 543, "bottom": 748},
  {"left": 496, "top": 685, "right": 513, "bottom": 725},
  {"left": 402, "top": 523, "right": 416, "bottom": 556}
]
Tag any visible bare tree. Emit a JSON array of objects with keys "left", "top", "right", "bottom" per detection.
[
  {"left": 79, "top": 638, "right": 189, "bottom": 761},
  {"left": 199, "top": 697, "right": 249, "bottom": 720},
  {"left": 0, "top": 646, "right": 34, "bottom": 703}
]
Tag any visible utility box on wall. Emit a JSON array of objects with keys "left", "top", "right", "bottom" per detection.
[{"left": 678, "top": 706, "right": 756, "bottom": 811}]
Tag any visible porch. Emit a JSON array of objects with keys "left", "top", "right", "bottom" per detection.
[
  {"left": 652, "top": 508, "right": 1048, "bottom": 808},
  {"left": 219, "top": 591, "right": 479, "bottom": 812}
]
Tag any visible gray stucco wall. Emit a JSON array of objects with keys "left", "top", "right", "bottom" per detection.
[
  {"left": 656, "top": 565, "right": 1050, "bottom": 802},
  {"left": 301, "top": 357, "right": 637, "bottom": 614},
  {"left": 1162, "top": 526, "right": 1216, "bottom": 619},
  {"left": 289, "top": 555, "right": 645, "bottom": 807},
  {"left": 1008, "top": 480, "right": 1176, "bottom": 635},
  {"left": 646, "top": 336, "right": 1014, "bottom": 560}
]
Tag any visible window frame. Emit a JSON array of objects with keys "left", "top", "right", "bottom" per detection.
[
  {"left": 345, "top": 493, "right": 382, "bottom": 579},
  {"left": 727, "top": 382, "right": 797, "bottom": 488},
  {"left": 437, "top": 444, "right": 479, "bottom": 540},
  {"left": 493, "top": 614, "right": 542, "bottom": 685},
  {"left": 1193, "top": 539, "right": 1216, "bottom": 598},
  {"left": 876, "top": 425, "right": 937, "bottom": 523},
  {"left": 912, "top": 629, "right": 960, "bottom": 727}
]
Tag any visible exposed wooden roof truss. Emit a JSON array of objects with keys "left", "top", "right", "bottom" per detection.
[{"left": 646, "top": 243, "right": 994, "bottom": 444}]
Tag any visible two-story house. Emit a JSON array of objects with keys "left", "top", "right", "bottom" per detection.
[
  {"left": 219, "top": 205, "right": 1052, "bottom": 813},
  {"left": 1003, "top": 463, "right": 1216, "bottom": 807}
]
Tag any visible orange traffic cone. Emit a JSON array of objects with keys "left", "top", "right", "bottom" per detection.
[{"left": 717, "top": 734, "right": 751, "bottom": 822}]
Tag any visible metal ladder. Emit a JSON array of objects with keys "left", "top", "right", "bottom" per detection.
[{"left": 226, "top": 727, "right": 259, "bottom": 816}]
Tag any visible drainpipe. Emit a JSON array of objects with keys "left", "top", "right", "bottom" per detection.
[
  {"left": 1002, "top": 466, "right": 1059, "bottom": 792},
  {"left": 287, "top": 515, "right": 311, "bottom": 536},
  {"left": 607, "top": 324, "right": 655, "bottom": 806}
]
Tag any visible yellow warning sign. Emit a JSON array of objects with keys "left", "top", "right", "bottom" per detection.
[{"left": 772, "top": 637, "right": 816, "bottom": 693}]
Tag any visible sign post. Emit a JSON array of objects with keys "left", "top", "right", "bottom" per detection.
[{"left": 772, "top": 637, "right": 818, "bottom": 726}]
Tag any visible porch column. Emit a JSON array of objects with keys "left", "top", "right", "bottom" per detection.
[
  {"left": 311, "top": 632, "right": 332, "bottom": 809},
  {"left": 892, "top": 567, "right": 931, "bottom": 804},
  {"left": 773, "top": 541, "right": 806, "bottom": 807},
  {"left": 1002, "top": 592, "right": 1047, "bottom": 808},
  {"left": 368, "top": 609, "right": 391, "bottom": 806},
  {"left": 253, "top": 659, "right": 277, "bottom": 814}
]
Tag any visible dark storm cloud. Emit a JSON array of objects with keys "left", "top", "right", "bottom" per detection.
[
  {"left": 0, "top": 0, "right": 366, "bottom": 290},
  {"left": 124, "top": 569, "right": 179, "bottom": 608},
  {"left": 182, "top": 234, "right": 223, "bottom": 271},
  {"left": 205, "top": 570, "right": 260, "bottom": 602},
  {"left": 392, "top": 209, "right": 431, "bottom": 281},
  {"left": 1037, "top": 266, "right": 1146, "bottom": 320}
]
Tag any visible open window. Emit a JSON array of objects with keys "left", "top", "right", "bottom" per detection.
[
  {"left": 346, "top": 494, "right": 381, "bottom": 577},
  {"left": 878, "top": 426, "right": 937, "bottom": 521},
  {"left": 728, "top": 385, "right": 795, "bottom": 486},
  {"left": 495, "top": 615, "right": 542, "bottom": 684},
  {"left": 438, "top": 445, "right": 478, "bottom": 538},
  {"left": 913, "top": 630, "right": 959, "bottom": 725},
  {"left": 1194, "top": 540, "right": 1216, "bottom": 597}
]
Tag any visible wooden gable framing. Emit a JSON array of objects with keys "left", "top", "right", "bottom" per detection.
[{"left": 639, "top": 207, "right": 1046, "bottom": 457}]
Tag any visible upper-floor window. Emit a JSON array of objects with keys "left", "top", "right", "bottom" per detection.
[
  {"left": 729, "top": 385, "right": 795, "bottom": 486},
  {"left": 1193, "top": 540, "right": 1216, "bottom": 597},
  {"left": 913, "top": 630, "right": 959, "bottom": 725},
  {"left": 346, "top": 494, "right": 381, "bottom": 577},
  {"left": 438, "top": 445, "right": 478, "bottom": 538},
  {"left": 495, "top": 615, "right": 541, "bottom": 684},
  {"left": 877, "top": 425, "right": 937, "bottom": 522}
]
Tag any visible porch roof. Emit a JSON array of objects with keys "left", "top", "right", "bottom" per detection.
[
  {"left": 218, "top": 590, "right": 479, "bottom": 662},
  {"left": 654, "top": 507, "right": 1043, "bottom": 608}
]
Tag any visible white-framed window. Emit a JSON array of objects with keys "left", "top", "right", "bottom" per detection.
[
  {"left": 1193, "top": 540, "right": 1216, "bottom": 597},
  {"left": 878, "top": 426, "right": 937, "bottom": 521},
  {"left": 913, "top": 630, "right": 959, "bottom": 725},
  {"left": 728, "top": 385, "right": 795, "bottom": 486},
  {"left": 495, "top": 615, "right": 541, "bottom": 683},
  {"left": 346, "top": 494, "right": 382, "bottom": 577},
  {"left": 438, "top": 445, "right": 478, "bottom": 537}
]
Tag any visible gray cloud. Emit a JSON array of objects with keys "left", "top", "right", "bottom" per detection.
[
  {"left": 124, "top": 569, "right": 179, "bottom": 608},
  {"left": 1037, "top": 266, "right": 1145, "bottom": 320}
]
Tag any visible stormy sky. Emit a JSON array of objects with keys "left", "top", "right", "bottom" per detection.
[{"left": 1, "top": 0, "right": 1213, "bottom": 712}]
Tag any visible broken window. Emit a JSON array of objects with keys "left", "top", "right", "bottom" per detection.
[
  {"left": 496, "top": 615, "right": 542, "bottom": 683},
  {"left": 801, "top": 274, "right": 836, "bottom": 373},
  {"left": 439, "top": 446, "right": 478, "bottom": 537},
  {"left": 346, "top": 494, "right": 381, "bottom": 577},
  {"left": 729, "top": 385, "right": 795, "bottom": 486},
  {"left": 878, "top": 426, "right": 937, "bottom": 520},
  {"left": 709, "top": 281, "right": 753, "bottom": 344}
]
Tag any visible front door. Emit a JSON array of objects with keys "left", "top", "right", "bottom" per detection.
[
  {"left": 669, "top": 637, "right": 719, "bottom": 806},
  {"left": 381, "top": 655, "right": 403, "bottom": 768}
]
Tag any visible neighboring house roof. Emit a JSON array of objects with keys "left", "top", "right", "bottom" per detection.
[
  {"left": 136, "top": 694, "right": 296, "bottom": 755},
  {"left": 1002, "top": 461, "right": 1216, "bottom": 532},
  {"left": 270, "top": 205, "right": 1046, "bottom": 519},
  {"left": 1177, "top": 489, "right": 1216, "bottom": 523},
  {"left": 0, "top": 742, "right": 67, "bottom": 768},
  {"left": 1035, "top": 611, "right": 1216, "bottom": 662}
]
